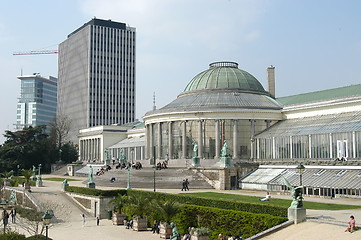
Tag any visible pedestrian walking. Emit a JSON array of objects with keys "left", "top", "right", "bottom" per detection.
[
  {"left": 185, "top": 178, "right": 190, "bottom": 191},
  {"left": 96, "top": 216, "right": 100, "bottom": 226},
  {"left": 181, "top": 179, "right": 186, "bottom": 191},
  {"left": 80, "top": 213, "right": 86, "bottom": 226},
  {"left": 10, "top": 208, "right": 16, "bottom": 223}
]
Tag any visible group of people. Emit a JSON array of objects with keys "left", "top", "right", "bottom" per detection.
[
  {"left": 218, "top": 234, "right": 243, "bottom": 240},
  {"left": 95, "top": 165, "right": 112, "bottom": 176},
  {"left": 115, "top": 161, "right": 143, "bottom": 170},
  {"left": 156, "top": 161, "right": 168, "bottom": 170},
  {"left": 2, "top": 208, "right": 16, "bottom": 227},
  {"left": 181, "top": 179, "right": 190, "bottom": 191}
]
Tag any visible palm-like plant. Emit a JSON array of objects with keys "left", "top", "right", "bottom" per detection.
[
  {"left": 111, "top": 194, "right": 128, "bottom": 213},
  {"left": 21, "top": 169, "right": 33, "bottom": 183},
  {"left": 1, "top": 170, "right": 14, "bottom": 179},
  {"left": 125, "top": 194, "right": 152, "bottom": 219},
  {"left": 153, "top": 199, "right": 181, "bottom": 224}
]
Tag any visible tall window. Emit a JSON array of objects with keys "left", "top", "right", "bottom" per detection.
[{"left": 337, "top": 140, "right": 348, "bottom": 158}]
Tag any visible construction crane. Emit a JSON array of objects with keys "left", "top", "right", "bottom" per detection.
[{"left": 13, "top": 50, "right": 58, "bottom": 55}]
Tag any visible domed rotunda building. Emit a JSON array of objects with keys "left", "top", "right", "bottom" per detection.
[{"left": 143, "top": 61, "right": 283, "bottom": 165}]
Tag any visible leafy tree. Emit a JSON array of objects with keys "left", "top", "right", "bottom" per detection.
[{"left": 0, "top": 126, "right": 53, "bottom": 172}]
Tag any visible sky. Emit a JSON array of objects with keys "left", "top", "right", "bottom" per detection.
[{"left": 0, "top": 0, "right": 360, "bottom": 144}]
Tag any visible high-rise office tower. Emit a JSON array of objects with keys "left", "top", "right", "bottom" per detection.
[
  {"left": 16, "top": 74, "right": 57, "bottom": 130},
  {"left": 58, "top": 18, "right": 136, "bottom": 142}
]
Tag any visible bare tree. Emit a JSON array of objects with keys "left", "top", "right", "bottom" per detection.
[{"left": 49, "top": 114, "right": 71, "bottom": 150}]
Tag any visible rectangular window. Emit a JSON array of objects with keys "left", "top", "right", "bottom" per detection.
[{"left": 337, "top": 140, "right": 348, "bottom": 158}]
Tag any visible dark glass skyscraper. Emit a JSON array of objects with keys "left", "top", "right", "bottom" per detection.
[{"left": 58, "top": 18, "right": 136, "bottom": 141}]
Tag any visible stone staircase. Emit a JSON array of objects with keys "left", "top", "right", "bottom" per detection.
[{"left": 91, "top": 167, "right": 214, "bottom": 189}]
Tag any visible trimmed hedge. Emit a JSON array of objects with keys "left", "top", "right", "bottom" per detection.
[
  {"left": 65, "top": 186, "right": 127, "bottom": 197},
  {"left": 127, "top": 190, "right": 288, "bottom": 217},
  {"left": 174, "top": 205, "right": 288, "bottom": 240},
  {"left": 0, "top": 232, "right": 26, "bottom": 240}
]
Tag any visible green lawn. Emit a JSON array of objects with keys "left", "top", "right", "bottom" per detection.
[
  {"left": 42, "top": 177, "right": 81, "bottom": 182},
  {"left": 181, "top": 192, "right": 361, "bottom": 210}
]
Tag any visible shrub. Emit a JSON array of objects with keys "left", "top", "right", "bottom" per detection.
[
  {"left": 0, "top": 232, "right": 26, "bottom": 240},
  {"left": 65, "top": 186, "right": 126, "bottom": 197},
  {"left": 127, "top": 190, "right": 287, "bottom": 217},
  {"left": 174, "top": 205, "right": 287, "bottom": 240}
]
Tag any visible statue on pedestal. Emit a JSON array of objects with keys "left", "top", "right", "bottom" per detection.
[
  {"left": 221, "top": 140, "right": 228, "bottom": 157},
  {"left": 192, "top": 141, "right": 198, "bottom": 158},
  {"left": 283, "top": 176, "right": 304, "bottom": 208},
  {"left": 88, "top": 166, "right": 95, "bottom": 188},
  {"left": 191, "top": 141, "right": 200, "bottom": 167},
  {"left": 170, "top": 222, "right": 180, "bottom": 240}
]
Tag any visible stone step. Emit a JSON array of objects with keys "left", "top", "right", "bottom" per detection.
[{"left": 91, "top": 167, "right": 214, "bottom": 189}]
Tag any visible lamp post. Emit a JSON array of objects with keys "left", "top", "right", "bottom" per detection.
[
  {"left": 296, "top": 164, "right": 305, "bottom": 186},
  {"left": 37, "top": 164, "right": 43, "bottom": 187},
  {"left": 42, "top": 210, "right": 53, "bottom": 239},
  {"left": 126, "top": 165, "right": 131, "bottom": 190},
  {"left": 152, "top": 165, "right": 156, "bottom": 192}
]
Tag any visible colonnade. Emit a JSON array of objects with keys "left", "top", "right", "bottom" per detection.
[
  {"left": 79, "top": 138, "right": 101, "bottom": 162},
  {"left": 146, "top": 119, "right": 264, "bottom": 161}
]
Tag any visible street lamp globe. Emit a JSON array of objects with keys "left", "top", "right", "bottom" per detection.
[
  {"left": 42, "top": 211, "right": 52, "bottom": 226},
  {"left": 296, "top": 164, "right": 305, "bottom": 186},
  {"left": 296, "top": 164, "right": 305, "bottom": 174}
]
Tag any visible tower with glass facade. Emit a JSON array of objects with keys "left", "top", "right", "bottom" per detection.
[
  {"left": 16, "top": 74, "right": 57, "bottom": 130},
  {"left": 58, "top": 18, "right": 136, "bottom": 142}
]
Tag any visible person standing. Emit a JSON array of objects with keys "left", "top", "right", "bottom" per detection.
[
  {"left": 96, "top": 216, "right": 100, "bottom": 226},
  {"left": 2, "top": 210, "right": 9, "bottom": 227},
  {"left": 10, "top": 208, "right": 16, "bottom": 223}
]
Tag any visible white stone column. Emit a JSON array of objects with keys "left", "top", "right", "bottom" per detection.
[
  {"left": 149, "top": 124, "right": 154, "bottom": 163},
  {"left": 157, "top": 122, "right": 162, "bottom": 160},
  {"left": 198, "top": 120, "right": 203, "bottom": 158},
  {"left": 168, "top": 122, "right": 173, "bottom": 158},
  {"left": 233, "top": 120, "right": 238, "bottom": 159},
  {"left": 329, "top": 133, "right": 333, "bottom": 159},
  {"left": 145, "top": 125, "right": 149, "bottom": 160},
  {"left": 182, "top": 121, "right": 187, "bottom": 159},
  {"left": 265, "top": 120, "right": 271, "bottom": 129},
  {"left": 352, "top": 131, "right": 356, "bottom": 158},
  {"left": 290, "top": 136, "right": 293, "bottom": 159},
  {"left": 215, "top": 120, "right": 220, "bottom": 159},
  {"left": 309, "top": 134, "right": 312, "bottom": 159}
]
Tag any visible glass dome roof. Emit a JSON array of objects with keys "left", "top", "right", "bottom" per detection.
[{"left": 183, "top": 61, "right": 266, "bottom": 93}]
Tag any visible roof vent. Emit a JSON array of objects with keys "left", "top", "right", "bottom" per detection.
[{"left": 209, "top": 61, "right": 238, "bottom": 68}]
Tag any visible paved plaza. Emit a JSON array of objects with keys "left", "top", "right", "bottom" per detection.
[{"left": 8, "top": 175, "right": 361, "bottom": 240}]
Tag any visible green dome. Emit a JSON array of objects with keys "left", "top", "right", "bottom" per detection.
[{"left": 183, "top": 61, "right": 266, "bottom": 93}]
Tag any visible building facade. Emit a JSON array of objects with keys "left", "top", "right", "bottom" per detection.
[
  {"left": 58, "top": 18, "right": 136, "bottom": 142},
  {"left": 143, "top": 62, "right": 282, "bottom": 164},
  {"left": 16, "top": 74, "right": 57, "bottom": 130}
]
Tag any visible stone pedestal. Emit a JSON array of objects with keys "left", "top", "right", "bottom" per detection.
[
  {"left": 288, "top": 207, "right": 306, "bottom": 224},
  {"left": 192, "top": 157, "right": 200, "bottom": 167},
  {"left": 61, "top": 183, "right": 69, "bottom": 192},
  {"left": 36, "top": 178, "right": 43, "bottom": 187},
  {"left": 220, "top": 156, "right": 231, "bottom": 168},
  {"left": 133, "top": 218, "right": 148, "bottom": 231},
  {"left": 87, "top": 182, "right": 96, "bottom": 189},
  {"left": 112, "top": 213, "right": 126, "bottom": 225}
]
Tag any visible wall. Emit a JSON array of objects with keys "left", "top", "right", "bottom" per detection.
[{"left": 65, "top": 192, "right": 113, "bottom": 219}]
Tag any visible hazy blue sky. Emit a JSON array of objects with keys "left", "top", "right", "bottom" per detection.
[{"left": 0, "top": 0, "right": 360, "bottom": 144}]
